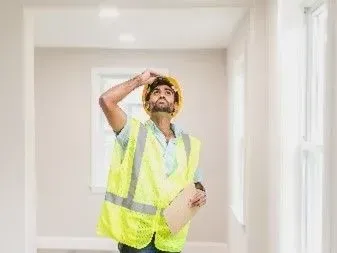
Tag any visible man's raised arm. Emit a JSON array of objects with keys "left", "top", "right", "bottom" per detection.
[{"left": 99, "top": 70, "right": 158, "bottom": 133}]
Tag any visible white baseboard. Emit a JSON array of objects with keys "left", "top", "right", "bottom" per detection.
[
  {"left": 37, "top": 236, "right": 227, "bottom": 253},
  {"left": 184, "top": 241, "right": 228, "bottom": 253}
]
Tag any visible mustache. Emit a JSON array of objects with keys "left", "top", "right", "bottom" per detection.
[{"left": 156, "top": 98, "right": 168, "bottom": 103}]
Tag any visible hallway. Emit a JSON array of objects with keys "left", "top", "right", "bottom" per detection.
[{"left": 0, "top": 0, "right": 336, "bottom": 253}]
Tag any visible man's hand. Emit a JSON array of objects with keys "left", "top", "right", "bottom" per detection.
[
  {"left": 137, "top": 70, "right": 160, "bottom": 86},
  {"left": 189, "top": 189, "right": 207, "bottom": 208}
]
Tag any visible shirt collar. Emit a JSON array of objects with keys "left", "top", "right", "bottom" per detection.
[{"left": 145, "top": 119, "right": 183, "bottom": 138}]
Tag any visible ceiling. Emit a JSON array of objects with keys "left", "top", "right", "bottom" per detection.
[
  {"left": 33, "top": 7, "right": 247, "bottom": 49},
  {"left": 26, "top": 0, "right": 253, "bottom": 8},
  {"left": 35, "top": 7, "right": 246, "bottom": 49}
]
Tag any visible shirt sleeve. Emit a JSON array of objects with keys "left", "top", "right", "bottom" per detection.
[
  {"left": 114, "top": 116, "right": 132, "bottom": 151},
  {"left": 193, "top": 167, "right": 203, "bottom": 183}
]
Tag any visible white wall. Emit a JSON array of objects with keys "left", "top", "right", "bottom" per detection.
[
  {"left": 266, "top": 1, "right": 280, "bottom": 253},
  {"left": 324, "top": 2, "right": 337, "bottom": 252},
  {"left": 227, "top": 1, "right": 337, "bottom": 253},
  {"left": 226, "top": 12, "right": 249, "bottom": 253},
  {"left": 34, "top": 48, "right": 228, "bottom": 243},
  {"left": 227, "top": 2, "right": 308, "bottom": 253},
  {"left": 24, "top": 8, "right": 37, "bottom": 253},
  {"left": 245, "top": 6, "right": 269, "bottom": 253},
  {"left": 0, "top": 2, "right": 26, "bottom": 253},
  {"left": 227, "top": 5, "right": 270, "bottom": 253}
]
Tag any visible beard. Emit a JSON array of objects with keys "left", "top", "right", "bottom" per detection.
[{"left": 150, "top": 99, "right": 175, "bottom": 114}]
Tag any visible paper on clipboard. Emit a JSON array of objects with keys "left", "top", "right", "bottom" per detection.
[{"left": 163, "top": 183, "right": 202, "bottom": 234}]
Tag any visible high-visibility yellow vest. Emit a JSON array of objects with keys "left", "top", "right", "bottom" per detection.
[{"left": 96, "top": 118, "right": 201, "bottom": 252}]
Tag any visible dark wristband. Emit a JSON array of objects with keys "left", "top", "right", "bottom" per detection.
[{"left": 194, "top": 182, "right": 205, "bottom": 192}]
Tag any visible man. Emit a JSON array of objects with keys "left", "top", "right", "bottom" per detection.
[{"left": 96, "top": 70, "right": 206, "bottom": 253}]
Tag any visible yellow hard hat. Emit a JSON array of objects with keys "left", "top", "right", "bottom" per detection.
[{"left": 142, "top": 75, "right": 183, "bottom": 118}]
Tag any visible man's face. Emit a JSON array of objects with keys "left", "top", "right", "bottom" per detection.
[{"left": 147, "top": 84, "right": 176, "bottom": 114}]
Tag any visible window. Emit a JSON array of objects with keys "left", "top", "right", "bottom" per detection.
[
  {"left": 230, "top": 53, "right": 246, "bottom": 225},
  {"left": 91, "top": 68, "right": 168, "bottom": 193},
  {"left": 301, "top": 3, "right": 327, "bottom": 253}
]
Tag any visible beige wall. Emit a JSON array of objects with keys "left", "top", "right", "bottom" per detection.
[
  {"left": 35, "top": 48, "right": 228, "bottom": 243},
  {"left": 0, "top": 2, "right": 26, "bottom": 253},
  {"left": 266, "top": 1, "right": 280, "bottom": 253},
  {"left": 227, "top": 6, "right": 270, "bottom": 253}
]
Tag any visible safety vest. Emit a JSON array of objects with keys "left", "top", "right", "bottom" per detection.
[{"left": 96, "top": 118, "right": 201, "bottom": 252}]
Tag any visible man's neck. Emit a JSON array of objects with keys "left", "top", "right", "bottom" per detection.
[{"left": 150, "top": 113, "right": 173, "bottom": 137}]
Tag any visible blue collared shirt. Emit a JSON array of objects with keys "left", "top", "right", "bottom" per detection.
[{"left": 116, "top": 117, "right": 202, "bottom": 182}]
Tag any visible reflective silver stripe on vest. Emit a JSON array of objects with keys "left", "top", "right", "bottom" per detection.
[
  {"left": 128, "top": 124, "right": 148, "bottom": 199},
  {"left": 105, "top": 191, "right": 157, "bottom": 215},
  {"left": 181, "top": 133, "right": 191, "bottom": 166},
  {"left": 105, "top": 125, "right": 192, "bottom": 216},
  {"left": 105, "top": 124, "right": 157, "bottom": 215}
]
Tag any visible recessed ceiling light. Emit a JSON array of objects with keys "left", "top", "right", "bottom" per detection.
[
  {"left": 119, "top": 33, "right": 136, "bottom": 43},
  {"left": 99, "top": 6, "right": 120, "bottom": 18}
]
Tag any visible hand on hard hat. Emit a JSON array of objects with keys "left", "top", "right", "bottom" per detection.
[{"left": 137, "top": 69, "right": 161, "bottom": 86}]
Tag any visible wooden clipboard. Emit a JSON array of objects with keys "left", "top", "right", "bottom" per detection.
[{"left": 163, "top": 183, "right": 202, "bottom": 234}]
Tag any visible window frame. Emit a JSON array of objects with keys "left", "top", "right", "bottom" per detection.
[{"left": 301, "top": 2, "right": 327, "bottom": 252}]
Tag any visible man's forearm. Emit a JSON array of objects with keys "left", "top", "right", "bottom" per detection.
[
  {"left": 98, "top": 75, "right": 142, "bottom": 133},
  {"left": 99, "top": 75, "right": 141, "bottom": 104}
]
